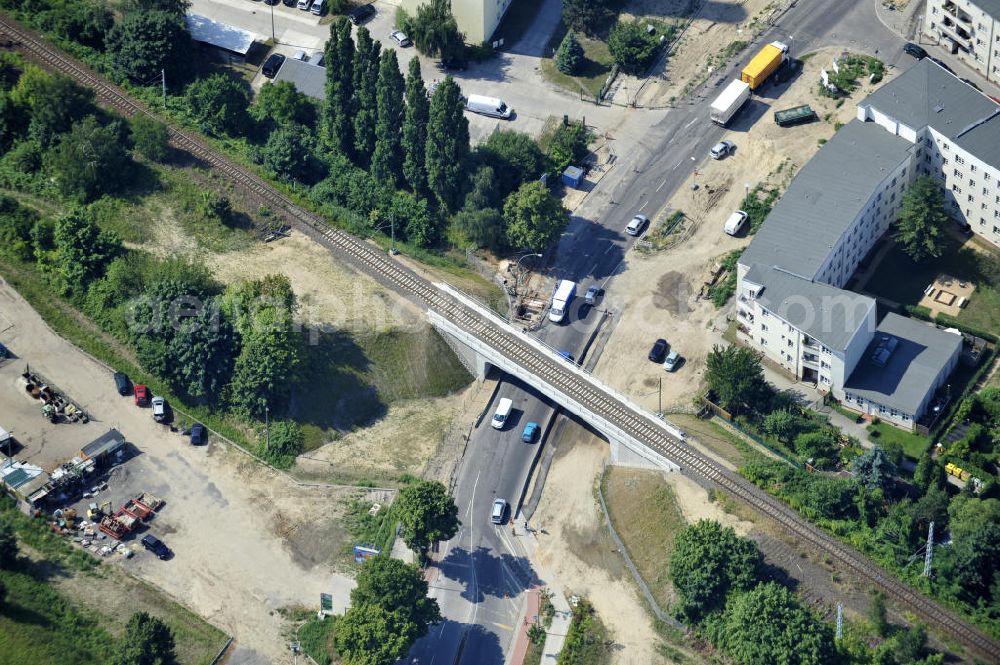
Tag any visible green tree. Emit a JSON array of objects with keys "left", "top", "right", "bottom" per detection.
[
  {"left": 352, "top": 27, "right": 380, "bottom": 167},
  {"left": 323, "top": 18, "right": 355, "bottom": 155},
  {"left": 946, "top": 522, "right": 1000, "bottom": 600},
  {"left": 547, "top": 120, "right": 590, "bottom": 174},
  {"left": 199, "top": 191, "right": 233, "bottom": 225},
  {"left": 851, "top": 447, "right": 897, "bottom": 491},
  {"left": 125, "top": 0, "right": 191, "bottom": 16},
  {"left": 0, "top": 518, "right": 17, "bottom": 568},
  {"left": 372, "top": 49, "right": 405, "bottom": 187},
  {"left": 479, "top": 130, "right": 547, "bottom": 198},
  {"left": 351, "top": 557, "right": 441, "bottom": 638},
  {"left": 668, "top": 519, "right": 763, "bottom": 622},
  {"left": 452, "top": 207, "right": 503, "bottom": 250},
  {"left": 251, "top": 81, "right": 315, "bottom": 127},
  {"left": 260, "top": 125, "right": 315, "bottom": 183},
  {"left": 869, "top": 591, "right": 889, "bottom": 637},
  {"left": 405, "top": 0, "right": 464, "bottom": 59},
  {"left": 105, "top": 11, "right": 191, "bottom": 84},
  {"left": 804, "top": 477, "right": 855, "bottom": 519},
  {"left": 463, "top": 165, "right": 501, "bottom": 211},
  {"left": 335, "top": 603, "right": 413, "bottom": 665},
  {"left": 0, "top": 194, "right": 39, "bottom": 262},
  {"left": 130, "top": 114, "right": 170, "bottom": 162},
  {"left": 13, "top": 71, "right": 95, "bottom": 148},
  {"left": 394, "top": 480, "right": 460, "bottom": 558},
  {"left": 555, "top": 32, "right": 584, "bottom": 75},
  {"left": 762, "top": 409, "right": 798, "bottom": 442},
  {"left": 562, "top": 0, "right": 618, "bottom": 36},
  {"left": 184, "top": 74, "right": 251, "bottom": 137},
  {"left": 402, "top": 57, "right": 429, "bottom": 195},
  {"left": 607, "top": 20, "right": 659, "bottom": 74},
  {"left": 704, "top": 345, "right": 768, "bottom": 415},
  {"left": 51, "top": 208, "right": 122, "bottom": 296},
  {"left": 0, "top": 88, "right": 22, "bottom": 150},
  {"left": 37, "top": 2, "right": 113, "bottom": 50},
  {"left": 891, "top": 623, "right": 928, "bottom": 664},
  {"left": 384, "top": 191, "right": 436, "bottom": 247},
  {"left": 115, "top": 611, "right": 176, "bottom": 665},
  {"left": 948, "top": 495, "right": 1000, "bottom": 541},
  {"left": 503, "top": 180, "right": 567, "bottom": 249},
  {"left": 713, "top": 582, "right": 835, "bottom": 665},
  {"left": 425, "top": 77, "right": 469, "bottom": 212},
  {"left": 895, "top": 175, "right": 948, "bottom": 263},
  {"left": 259, "top": 420, "right": 303, "bottom": 468},
  {"left": 46, "top": 117, "right": 132, "bottom": 202}
]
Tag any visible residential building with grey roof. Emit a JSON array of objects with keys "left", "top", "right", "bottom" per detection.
[
  {"left": 924, "top": 0, "right": 1000, "bottom": 85},
  {"left": 735, "top": 58, "right": 993, "bottom": 429},
  {"left": 273, "top": 57, "right": 326, "bottom": 101}
]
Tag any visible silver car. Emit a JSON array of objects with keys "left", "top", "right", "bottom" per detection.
[
  {"left": 626, "top": 214, "right": 649, "bottom": 236},
  {"left": 390, "top": 30, "right": 412, "bottom": 47},
  {"left": 584, "top": 284, "right": 600, "bottom": 305},
  {"left": 711, "top": 140, "right": 735, "bottom": 159}
]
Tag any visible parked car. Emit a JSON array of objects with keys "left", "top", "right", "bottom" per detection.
[
  {"left": 141, "top": 534, "right": 171, "bottom": 559},
  {"left": 584, "top": 284, "right": 600, "bottom": 306},
  {"left": 648, "top": 338, "right": 668, "bottom": 362},
  {"left": 292, "top": 50, "right": 306, "bottom": 61},
  {"left": 113, "top": 372, "right": 131, "bottom": 396},
  {"left": 190, "top": 422, "right": 207, "bottom": 445},
  {"left": 903, "top": 42, "right": 927, "bottom": 59},
  {"left": 263, "top": 0, "right": 279, "bottom": 5},
  {"left": 309, "top": 0, "right": 324, "bottom": 16},
  {"left": 491, "top": 498, "right": 508, "bottom": 525},
  {"left": 439, "top": 57, "right": 467, "bottom": 71},
  {"left": 133, "top": 384, "right": 150, "bottom": 407},
  {"left": 310, "top": 51, "right": 324, "bottom": 65},
  {"left": 929, "top": 57, "right": 953, "bottom": 73},
  {"left": 521, "top": 421, "right": 540, "bottom": 443},
  {"left": 710, "top": 140, "right": 735, "bottom": 159},
  {"left": 282, "top": 0, "right": 296, "bottom": 6},
  {"left": 151, "top": 396, "right": 167, "bottom": 423},
  {"left": 724, "top": 210, "right": 749, "bottom": 236},
  {"left": 626, "top": 214, "right": 649, "bottom": 236},
  {"left": 348, "top": 3, "right": 376, "bottom": 24},
  {"left": 262, "top": 53, "right": 285, "bottom": 78},
  {"left": 390, "top": 30, "right": 412, "bottom": 47},
  {"left": 663, "top": 350, "right": 681, "bottom": 372}
]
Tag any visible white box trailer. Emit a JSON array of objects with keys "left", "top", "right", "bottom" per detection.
[
  {"left": 549, "top": 280, "right": 576, "bottom": 323},
  {"left": 710, "top": 80, "right": 751, "bottom": 125}
]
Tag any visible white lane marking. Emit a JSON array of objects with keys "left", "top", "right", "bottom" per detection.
[
  {"left": 604, "top": 243, "right": 615, "bottom": 255},
  {"left": 638, "top": 200, "right": 648, "bottom": 212},
  {"left": 590, "top": 262, "right": 598, "bottom": 275},
  {"left": 684, "top": 117, "right": 698, "bottom": 129},
  {"left": 672, "top": 160, "right": 682, "bottom": 170},
  {"left": 656, "top": 179, "right": 667, "bottom": 192}
]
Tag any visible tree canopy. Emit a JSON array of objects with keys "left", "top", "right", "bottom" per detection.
[
  {"left": 323, "top": 18, "right": 355, "bottom": 155},
  {"left": 372, "top": 49, "right": 405, "bottom": 187},
  {"left": 895, "top": 175, "right": 949, "bottom": 263},
  {"left": 503, "top": 180, "right": 567, "bottom": 250},
  {"left": 425, "top": 77, "right": 469, "bottom": 212},
  {"left": 607, "top": 21, "right": 660, "bottom": 74},
  {"left": 184, "top": 74, "right": 252, "bottom": 137},
  {"left": 335, "top": 603, "right": 413, "bottom": 665},
  {"left": 479, "top": 130, "right": 548, "bottom": 199},
  {"left": 394, "top": 480, "right": 460, "bottom": 557},
  {"left": 252, "top": 81, "right": 315, "bottom": 127},
  {"left": 115, "top": 611, "right": 177, "bottom": 665},
  {"left": 351, "top": 557, "right": 441, "bottom": 636},
  {"left": 562, "top": 0, "right": 619, "bottom": 36},
  {"left": 51, "top": 208, "right": 122, "bottom": 296},
  {"left": 130, "top": 114, "right": 170, "bottom": 162},
  {"left": 402, "top": 57, "right": 429, "bottom": 195},
  {"left": 851, "top": 447, "right": 897, "bottom": 491},
  {"left": 555, "top": 32, "right": 584, "bottom": 75},
  {"left": 260, "top": 125, "right": 315, "bottom": 183},
  {"left": 46, "top": 117, "right": 132, "bottom": 202},
  {"left": 705, "top": 344, "right": 768, "bottom": 415},
  {"left": 404, "top": 0, "right": 465, "bottom": 59},
  {"left": 105, "top": 11, "right": 191, "bottom": 84}
]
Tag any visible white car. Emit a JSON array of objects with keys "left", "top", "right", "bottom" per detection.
[
  {"left": 151, "top": 396, "right": 167, "bottom": 422},
  {"left": 711, "top": 140, "right": 735, "bottom": 159},
  {"left": 663, "top": 350, "right": 681, "bottom": 372},
  {"left": 625, "top": 214, "right": 649, "bottom": 236},
  {"left": 390, "top": 30, "right": 412, "bottom": 47},
  {"left": 491, "top": 498, "right": 508, "bottom": 525},
  {"left": 724, "top": 210, "right": 748, "bottom": 236},
  {"left": 292, "top": 50, "right": 307, "bottom": 61}
]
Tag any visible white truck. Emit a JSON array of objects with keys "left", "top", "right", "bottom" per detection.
[
  {"left": 549, "top": 280, "right": 576, "bottom": 323},
  {"left": 710, "top": 80, "right": 751, "bottom": 125},
  {"left": 466, "top": 94, "right": 513, "bottom": 119}
]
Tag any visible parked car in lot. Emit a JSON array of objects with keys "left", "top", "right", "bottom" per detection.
[
  {"left": 141, "top": 534, "right": 171, "bottom": 559},
  {"left": 292, "top": 50, "right": 306, "bottom": 61},
  {"left": 663, "top": 350, "right": 681, "bottom": 372},
  {"left": 724, "top": 210, "right": 749, "bottom": 236},
  {"left": 390, "top": 30, "right": 412, "bottom": 47},
  {"left": 189, "top": 422, "right": 207, "bottom": 445},
  {"left": 310, "top": 0, "right": 324, "bottom": 16},
  {"left": 262, "top": 53, "right": 285, "bottom": 78},
  {"left": 626, "top": 214, "right": 649, "bottom": 236},
  {"left": 521, "top": 421, "right": 540, "bottom": 443},
  {"left": 491, "top": 498, "right": 508, "bottom": 525},
  {"left": 113, "top": 372, "right": 131, "bottom": 396},
  {"left": 584, "top": 284, "right": 600, "bottom": 306},
  {"left": 133, "top": 384, "right": 150, "bottom": 407},
  {"left": 151, "top": 396, "right": 167, "bottom": 423},
  {"left": 710, "top": 140, "right": 735, "bottom": 159},
  {"left": 903, "top": 42, "right": 927, "bottom": 59},
  {"left": 439, "top": 57, "right": 467, "bottom": 71},
  {"left": 349, "top": 3, "right": 376, "bottom": 24},
  {"left": 648, "top": 338, "right": 668, "bottom": 362}
]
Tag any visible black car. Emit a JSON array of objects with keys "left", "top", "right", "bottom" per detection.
[
  {"left": 113, "top": 372, "right": 131, "bottom": 396},
  {"left": 929, "top": 57, "right": 953, "bottom": 73},
  {"left": 263, "top": 0, "right": 279, "bottom": 4},
  {"left": 648, "top": 338, "right": 668, "bottom": 362},
  {"left": 903, "top": 42, "right": 927, "bottom": 59},
  {"left": 439, "top": 57, "right": 467, "bottom": 71},
  {"left": 261, "top": 53, "right": 285, "bottom": 79},
  {"left": 141, "top": 534, "right": 171, "bottom": 560},
  {"left": 349, "top": 3, "right": 376, "bottom": 24},
  {"left": 282, "top": 0, "right": 296, "bottom": 5},
  {"left": 960, "top": 78, "right": 981, "bottom": 91},
  {"left": 190, "top": 423, "right": 207, "bottom": 445}
]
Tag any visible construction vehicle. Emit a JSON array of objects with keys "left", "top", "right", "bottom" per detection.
[
  {"left": 741, "top": 41, "right": 789, "bottom": 89},
  {"left": 774, "top": 104, "right": 817, "bottom": 127}
]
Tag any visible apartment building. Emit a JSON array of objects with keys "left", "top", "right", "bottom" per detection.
[
  {"left": 399, "top": 0, "right": 514, "bottom": 44},
  {"left": 923, "top": 0, "right": 1000, "bottom": 84},
  {"left": 735, "top": 59, "right": 997, "bottom": 429}
]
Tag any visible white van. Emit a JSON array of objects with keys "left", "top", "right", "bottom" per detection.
[
  {"left": 724, "top": 210, "right": 748, "bottom": 236},
  {"left": 491, "top": 397, "right": 513, "bottom": 430},
  {"left": 466, "top": 94, "right": 513, "bottom": 119},
  {"left": 296, "top": 0, "right": 310, "bottom": 10}
]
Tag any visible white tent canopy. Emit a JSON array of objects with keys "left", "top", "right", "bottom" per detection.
[{"left": 185, "top": 14, "right": 257, "bottom": 56}]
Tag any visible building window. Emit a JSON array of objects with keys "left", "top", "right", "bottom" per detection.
[
  {"left": 761, "top": 324, "right": 768, "bottom": 331},
  {"left": 760, "top": 338, "right": 768, "bottom": 346},
  {"left": 955, "top": 155, "right": 964, "bottom": 164},
  {"left": 968, "top": 194, "right": 975, "bottom": 202},
  {"left": 970, "top": 164, "right": 977, "bottom": 172},
  {"left": 953, "top": 168, "right": 962, "bottom": 177}
]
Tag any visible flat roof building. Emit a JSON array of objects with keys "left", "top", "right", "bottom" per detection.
[
  {"left": 185, "top": 14, "right": 257, "bottom": 57},
  {"left": 273, "top": 57, "right": 326, "bottom": 101}
]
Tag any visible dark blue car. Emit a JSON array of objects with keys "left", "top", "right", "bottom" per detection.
[
  {"left": 189, "top": 423, "right": 207, "bottom": 445},
  {"left": 521, "top": 421, "right": 540, "bottom": 443}
]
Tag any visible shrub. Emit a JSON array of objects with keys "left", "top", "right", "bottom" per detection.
[{"left": 607, "top": 20, "right": 660, "bottom": 74}]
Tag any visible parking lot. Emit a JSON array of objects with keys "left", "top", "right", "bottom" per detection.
[{"left": 0, "top": 280, "right": 357, "bottom": 664}]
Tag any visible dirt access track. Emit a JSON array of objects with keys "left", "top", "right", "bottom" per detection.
[{"left": 0, "top": 279, "right": 358, "bottom": 665}]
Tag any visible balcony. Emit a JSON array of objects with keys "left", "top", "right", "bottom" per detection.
[
  {"left": 938, "top": 19, "right": 972, "bottom": 47},
  {"left": 802, "top": 336, "right": 820, "bottom": 350},
  {"left": 803, "top": 353, "right": 820, "bottom": 364}
]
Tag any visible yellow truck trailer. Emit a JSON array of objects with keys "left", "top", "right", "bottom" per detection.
[{"left": 741, "top": 41, "right": 789, "bottom": 89}]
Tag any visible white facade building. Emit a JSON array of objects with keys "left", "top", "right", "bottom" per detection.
[
  {"left": 923, "top": 0, "right": 1000, "bottom": 84},
  {"left": 399, "top": 0, "right": 514, "bottom": 44}
]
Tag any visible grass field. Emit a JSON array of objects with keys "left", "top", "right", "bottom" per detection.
[
  {"left": 601, "top": 467, "right": 687, "bottom": 611},
  {"left": 540, "top": 23, "right": 614, "bottom": 98},
  {"left": 669, "top": 414, "right": 749, "bottom": 466},
  {"left": 866, "top": 421, "right": 931, "bottom": 459}
]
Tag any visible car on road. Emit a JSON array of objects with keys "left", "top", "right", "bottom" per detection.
[
  {"left": 625, "top": 214, "right": 649, "bottom": 236},
  {"left": 133, "top": 384, "right": 150, "bottom": 407},
  {"left": 903, "top": 42, "right": 927, "bottom": 59},
  {"left": 261, "top": 53, "right": 285, "bottom": 79},
  {"left": 521, "top": 421, "right": 539, "bottom": 443},
  {"left": 929, "top": 57, "right": 953, "bottom": 73},
  {"left": 349, "top": 3, "right": 376, "bottom": 24},
  {"left": 710, "top": 140, "right": 735, "bottom": 159},
  {"left": 663, "top": 350, "right": 681, "bottom": 372},
  {"left": 584, "top": 284, "right": 600, "bottom": 306},
  {"left": 189, "top": 422, "right": 207, "bottom": 445},
  {"left": 491, "top": 498, "right": 508, "bottom": 525},
  {"left": 390, "top": 30, "right": 412, "bottom": 47},
  {"left": 113, "top": 372, "right": 131, "bottom": 396},
  {"left": 151, "top": 396, "right": 167, "bottom": 423},
  {"left": 648, "top": 338, "right": 668, "bottom": 362},
  {"left": 141, "top": 534, "right": 171, "bottom": 559},
  {"left": 491, "top": 398, "right": 513, "bottom": 430},
  {"left": 724, "top": 210, "right": 749, "bottom": 236}
]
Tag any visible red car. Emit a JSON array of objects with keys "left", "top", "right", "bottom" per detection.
[{"left": 133, "top": 384, "right": 150, "bottom": 407}]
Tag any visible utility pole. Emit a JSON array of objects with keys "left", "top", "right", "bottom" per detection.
[
  {"left": 389, "top": 218, "right": 397, "bottom": 255},
  {"left": 923, "top": 521, "right": 935, "bottom": 577},
  {"left": 270, "top": 1, "right": 276, "bottom": 43},
  {"left": 161, "top": 69, "right": 167, "bottom": 109},
  {"left": 264, "top": 405, "right": 270, "bottom": 452},
  {"left": 658, "top": 377, "right": 662, "bottom": 416},
  {"left": 836, "top": 603, "right": 843, "bottom": 640}
]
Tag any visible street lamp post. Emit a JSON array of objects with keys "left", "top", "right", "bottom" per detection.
[
  {"left": 270, "top": 1, "right": 276, "bottom": 43},
  {"left": 745, "top": 182, "right": 751, "bottom": 209},
  {"left": 264, "top": 405, "right": 270, "bottom": 452}
]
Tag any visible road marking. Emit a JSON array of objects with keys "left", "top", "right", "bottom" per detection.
[
  {"left": 465, "top": 471, "right": 480, "bottom": 519},
  {"left": 672, "top": 160, "right": 682, "bottom": 170},
  {"left": 684, "top": 117, "right": 698, "bottom": 129},
  {"left": 604, "top": 243, "right": 615, "bottom": 255},
  {"left": 638, "top": 200, "right": 648, "bottom": 212},
  {"left": 590, "top": 262, "right": 598, "bottom": 276},
  {"left": 493, "top": 622, "right": 514, "bottom": 631},
  {"left": 656, "top": 179, "right": 667, "bottom": 192}
]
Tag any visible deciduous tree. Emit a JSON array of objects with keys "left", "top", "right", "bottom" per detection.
[
  {"left": 105, "top": 11, "right": 191, "bottom": 84},
  {"left": 562, "top": 0, "right": 618, "bottom": 36},
  {"left": 425, "top": 77, "right": 469, "bottom": 212},
  {"left": 260, "top": 125, "right": 315, "bottom": 183},
  {"left": 394, "top": 480, "right": 459, "bottom": 558},
  {"left": 479, "top": 130, "right": 547, "bottom": 198},
  {"left": 607, "top": 20, "right": 659, "bottom": 74},
  {"left": 46, "top": 117, "right": 132, "bottom": 202},
  {"left": 258, "top": 420, "right": 304, "bottom": 469},
  {"left": 184, "top": 74, "right": 251, "bottom": 137},
  {"left": 335, "top": 603, "right": 412, "bottom": 665},
  {"left": 251, "top": 81, "right": 315, "bottom": 127},
  {"left": 895, "top": 175, "right": 949, "bottom": 263},
  {"left": 51, "top": 207, "right": 122, "bottom": 296},
  {"left": 115, "top": 611, "right": 176, "bottom": 665},
  {"left": 13, "top": 70, "right": 94, "bottom": 147},
  {"left": 38, "top": 2, "right": 113, "bottom": 50},
  {"left": 402, "top": 57, "right": 429, "bottom": 195},
  {"left": 869, "top": 591, "right": 889, "bottom": 637},
  {"left": 405, "top": 0, "right": 464, "bottom": 59},
  {"left": 503, "top": 180, "right": 567, "bottom": 250},
  {"left": 704, "top": 345, "right": 768, "bottom": 415},
  {"left": 130, "top": 114, "right": 170, "bottom": 162},
  {"left": 372, "top": 49, "right": 405, "bottom": 187},
  {"left": 351, "top": 556, "right": 441, "bottom": 639},
  {"left": 762, "top": 409, "right": 798, "bottom": 442}
]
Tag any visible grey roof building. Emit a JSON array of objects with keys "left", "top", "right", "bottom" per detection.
[
  {"left": 738, "top": 120, "right": 913, "bottom": 281},
  {"left": 955, "top": 115, "right": 1000, "bottom": 169},
  {"left": 843, "top": 314, "right": 962, "bottom": 416},
  {"left": 185, "top": 15, "right": 256, "bottom": 56},
  {"left": 273, "top": 58, "right": 326, "bottom": 101}
]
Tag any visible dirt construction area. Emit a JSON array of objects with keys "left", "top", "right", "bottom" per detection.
[
  {"left": 0, "top": 279, "right": 361, "bottom": 664},
  {"left": 593, "top": 47, "right": 897, "bottom": 412}
]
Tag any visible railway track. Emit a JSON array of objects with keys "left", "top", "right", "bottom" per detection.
[{"left": 2, "top": 15, "right": 997, "bottom": 660}]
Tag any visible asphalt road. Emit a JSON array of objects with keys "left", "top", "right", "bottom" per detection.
[{"left": 411, "top": 1, "right": 913, "bottom": 663}]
